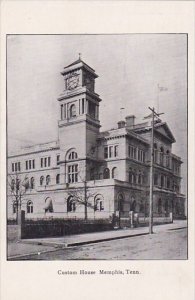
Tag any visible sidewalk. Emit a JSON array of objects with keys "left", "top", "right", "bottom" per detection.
[{"left": 8, "top": 220, "right": 187, "bottom": 258}]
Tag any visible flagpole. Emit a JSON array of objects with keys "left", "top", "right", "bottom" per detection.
[{"left": 157, "top": 84, "right": 159, "bottom": 114}]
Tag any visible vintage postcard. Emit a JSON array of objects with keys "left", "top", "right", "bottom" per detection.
[{"left": 0, "top": 1, "right": 194, "bottom": 300}]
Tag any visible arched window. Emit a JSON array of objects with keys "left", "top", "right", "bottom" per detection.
[
  {"left": 44, "top": 197, "right": 53, "bottom": 213},
  {"left": 131, "top": 200, "right": 136, "bottom": 212},
  {"left": 56, "top": 174, "right": 60, "bottom": 184},
  {"left": 46, "top": 175, "right": 50, "bottom": 185},
  {"left": 70, "top": 104, "right": 76, "bottom": 118},
  {"left": 118, "top": 193, "right": 124, "bottom": 212},
  {"left": 103, "top": 168, "right": 110, "bottom": 179},
  {"left": 30, "top": 177, "right": 35, "bottom": 189},
  {"left": 94, "top": 194, "right": 104, "bottom": 211},
  {"left": 27, "top": 200, "right": 33, "bottom": 213},
  {"left": 68, "top": 151, "right": 78, "bottom": 160},
  {"left": 158, "top": 199, "right": 162, "bottom": 214},
  {"left": 13, "top": 201, "right": 17, "bottom": 214},
  {"left": 23, "top": 177, "right": 29, "bottom": 190},
  {"left": 40, "top": 176, "right": 44, "bottom": 186},
  {"left": 112, "top": 167, "right": 118, "bottom": 179},
  {"left": 67, "top": 197, "right": 76, "bottom": 212}
]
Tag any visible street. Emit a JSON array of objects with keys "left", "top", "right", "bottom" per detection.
[{"left": 9, "top": 226, "right": 187, "bottom": 260}]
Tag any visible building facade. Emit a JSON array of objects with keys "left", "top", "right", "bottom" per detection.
[{"left": 8, "top": 58, "right": 186, "bottom": 220}]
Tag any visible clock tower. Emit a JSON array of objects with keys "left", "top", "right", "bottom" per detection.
[{"left": 57, "top": 57, "right": 101, "bottom": 182}]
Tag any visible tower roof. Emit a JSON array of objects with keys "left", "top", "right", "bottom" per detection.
[
  {"left": 62, "top": 57, "right": 98, "bottom": 77},
  {"left": 64, "top": 57, "right": 95, "bottom": 72}
]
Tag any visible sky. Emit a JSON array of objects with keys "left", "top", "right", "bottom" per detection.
[{"left": 7, "top": 34, "right": 187, "bottom": 193}]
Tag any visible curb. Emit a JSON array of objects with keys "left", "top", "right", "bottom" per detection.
[{"left": 8, "top": 231, "right": 149, "bottom": 260}]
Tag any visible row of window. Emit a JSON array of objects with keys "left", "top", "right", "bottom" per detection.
[
  {"left": 13, "top": 200, "right": 33, "bottom": 214},
  {"left": 154, "top": 173, "right": 180, "bottom": 192},
  {"left": 10, "top": 174, "right": 61, "bottom": 191},
  {"left": 154, "top": 145, "right": 172, "bottom": 169},
  {"left": 12, "top": 195, "right": 105, "bottom": 215},
  {"left": 60, "top": 100, "right": 98, "bottom": 120},
  {"left": 12, "top": 197, "right": 181, "bottom": 216},
  {"left": 60, "top": 99, "right": 85, "bottom": 120},
  {"left": 11, "top": 155, "right": 59, "bottom": 172},
  {"left": 104, "top": 145, "right": 118, "bottom": 159},
  {"left": 102, "top": 167, "right": 118, "bottom": 179},
  {"left": 11, "top": 151, "right": 80, "bottom": 173},
  {"left": 128, "top": 145, "right": 145, "bottom": 163},
  {"left": 26, "top": 159, "right": 35, "bottom": 170},
  {"left": 172, "top": 162, "right": 180, "bottom": 175},
  {"left": 129, "top": 168, "right": 145, "bottom": 185},
  {"left": 12, "top": 162, "right": 20, "bottom": 172}
]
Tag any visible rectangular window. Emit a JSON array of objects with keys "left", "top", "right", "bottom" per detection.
[
  {"left": 64, "top": 104, "right": 66, "bottom": 119},
  {"left": 114, "top": 145, "right": 118, "bottom": 157},
  {"left": 25, "top": 159, "right": 35, "bottom": 170},
  {"left": 41, "top": 156, "right": 51, "bottom": 168},
  {"left": 160, "top": 153, "right": 164, "bottom": 165},
  {"left": 104, "top": 145, "right": 118, "bottom": 159},
  {"left": 88, "top": 101, "right": 96, "bottom": 118},
  {"left": 104, "top": 147, "right": 108, "bottom": 159},
  {"left": 129, "top": 145, "right": 137, "bottom": 160},
  {"left": 15, "top": 162, "right": 17, "bottom": 172},
  {"left": 57, "top": 155, "right": 60, "bottom": 164},
  {"left": 68, "top": 164, "right": 78, "bottom": 183},
  {"left": 61, "top": 104, "right": 63, "bottom": 120},
  {"left": 18, "top": 162, "right": 20, "bottom": 171},
  {"left": 109, "top": 146, "right": 113, "bottom": 158},
  {"left": 12, "top": 163, "right": 14, "bottom": 172},
  {"left": 82, "top": 98, "right": 85, "bottom": 114}
]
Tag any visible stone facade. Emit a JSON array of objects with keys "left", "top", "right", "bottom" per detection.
[{"left": 8, "top": 58, "right": 186, "bottom": 221}]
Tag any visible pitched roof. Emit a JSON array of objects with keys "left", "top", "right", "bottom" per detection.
[
  {"left": 64, "top": 58, "right": 95, "bottom": 72},
  {"left": 133, "top": 121, "right": 176, "bottom": 143}
]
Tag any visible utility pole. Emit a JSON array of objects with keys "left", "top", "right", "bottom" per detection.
[
  {"left": 84, "top": 179, "right": 87, "bottom": 221},
  {"left": 148, "top": 107, "right": 164, "bottom": 234}
]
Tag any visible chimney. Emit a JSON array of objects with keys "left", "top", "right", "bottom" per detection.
[
  {"left": 117, "top": 120, "right": 126, "bottom": 129},
  {"left": 125, "top": 115, "right": 135, "bottom": 128}
]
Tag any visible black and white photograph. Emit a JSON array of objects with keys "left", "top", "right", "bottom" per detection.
[{"left": 7, "top": 34, "right": 187, "bottom": 261}]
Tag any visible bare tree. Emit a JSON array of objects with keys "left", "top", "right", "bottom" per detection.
[
  {"left": 8, "top": 172, "right": 29, "bottom": 224},
  {"left": 66, "top": 179, "right": 97, "bottom": 221}
]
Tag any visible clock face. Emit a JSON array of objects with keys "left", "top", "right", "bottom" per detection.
[{"left": 67, "top": 74, "right": 79, "bottom": 90}]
